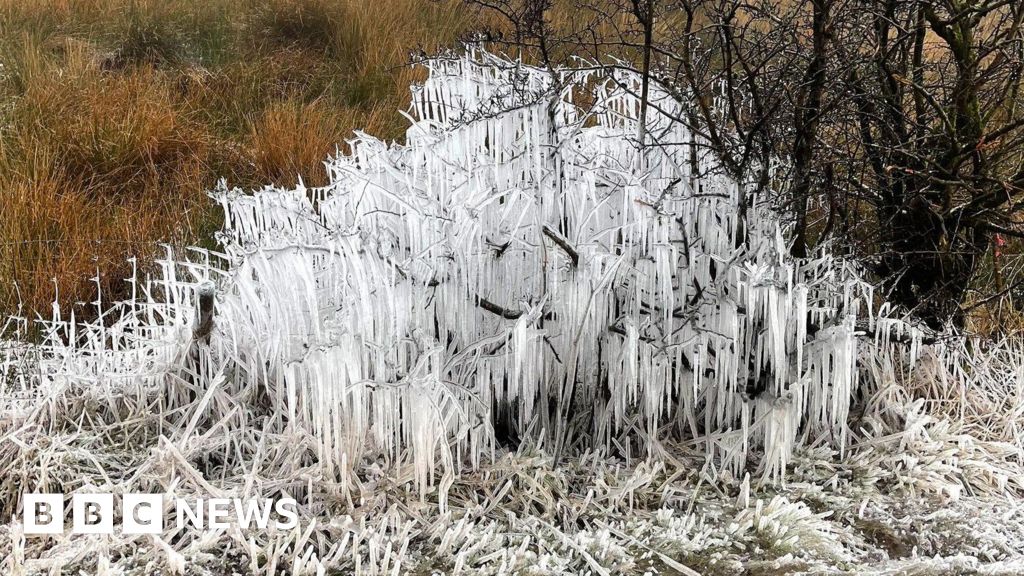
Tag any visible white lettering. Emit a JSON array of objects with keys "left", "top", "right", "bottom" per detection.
[
  {"left": 176, "top": 498, "right": 204, "bottom": 530},
  {"left": 123, "top": 494, "right": 163, "bottom": 534},
  {"left": 275, "top": 498, "right": 298, "bottom": 530}
]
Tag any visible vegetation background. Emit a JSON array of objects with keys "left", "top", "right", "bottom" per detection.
[
  {"left": 0, "top": 0, "right": 481, "bottom": 318},
  {"left": 3, "top": 0, "right": 1023, "bottom": 336}
]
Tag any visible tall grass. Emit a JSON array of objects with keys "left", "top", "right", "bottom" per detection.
[{"left": 0, "top": 0, "right": 478, "bottom": 318}]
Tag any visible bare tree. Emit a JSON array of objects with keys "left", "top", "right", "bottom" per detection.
[{"left": 467, "top": 0, "right": 1024, "bottom": 330}]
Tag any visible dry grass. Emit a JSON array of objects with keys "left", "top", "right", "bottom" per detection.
[
  {"left": 0, "top": 0, "right": 479, "bottom": 318},
  {"left": 246, "top": 97, "right": 388, "bottom": 187},
  {"left": 0, "top": 38, "right": 209, "bottom": 315}
]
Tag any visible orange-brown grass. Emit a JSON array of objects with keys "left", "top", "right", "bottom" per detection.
[
  {"left": 0, "top": 0, "right": 480, "bottom": 320},
  {"left": 0, "top": 39, "right": 209, "bottom": 317},
  {"left": 247, "top": 97, "right": 388, "bottom": 188}
]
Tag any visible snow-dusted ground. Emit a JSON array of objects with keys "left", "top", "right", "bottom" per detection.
[
  {"left": 2, "top": 407, "right": 1023, "bottom": 575},
  {"left": 2, "top": 51, "right": 1024, "bottom": 574}
]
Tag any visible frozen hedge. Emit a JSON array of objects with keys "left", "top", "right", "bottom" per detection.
[{"left": 2, "top": 50, "right": 931, "bottom": 494}]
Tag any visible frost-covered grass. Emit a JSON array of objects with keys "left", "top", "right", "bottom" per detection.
[{"left": 2, "top": 397, "right": 1023, "bottom": 575}]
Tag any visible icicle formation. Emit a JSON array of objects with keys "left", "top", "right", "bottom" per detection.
[
  {"left": 0, "top": 50, "right": 925, "bottom": 487},
  {"left": 212, "top": 49, "right": 883, "bottom": 483}
]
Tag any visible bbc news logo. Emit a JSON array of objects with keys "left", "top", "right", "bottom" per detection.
[{"left": 23, "top": 493, "right": 299, "bottom": 535}]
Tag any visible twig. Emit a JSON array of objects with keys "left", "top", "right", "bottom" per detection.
[
  {"left": 542, "top": 225, "right": 580, "bottom": 267},
  {"left": 192, "top": 282, "right": 216, "bottom": 342}
]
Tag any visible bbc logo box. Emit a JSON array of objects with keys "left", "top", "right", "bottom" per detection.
[
  {"left": 23, "top": 494, "right": 64, "bottom": 534},
  {"left": 23, "top": 493, "right": 164, "bottom": 535}
]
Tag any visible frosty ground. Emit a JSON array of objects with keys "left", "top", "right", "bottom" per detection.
[{"left": 3, "top": 395, "right": 1024, "bottom": 575}]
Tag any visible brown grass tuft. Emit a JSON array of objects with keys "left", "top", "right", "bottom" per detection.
[
  {"left": 0, "top": 39, "right": 208, "bottom": 315},
  {"left": 0, "top": 0, "right": 479, "bottom": 319},
  {"left": 247, "top": 97, "right": 387, "bottom": 188}
]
